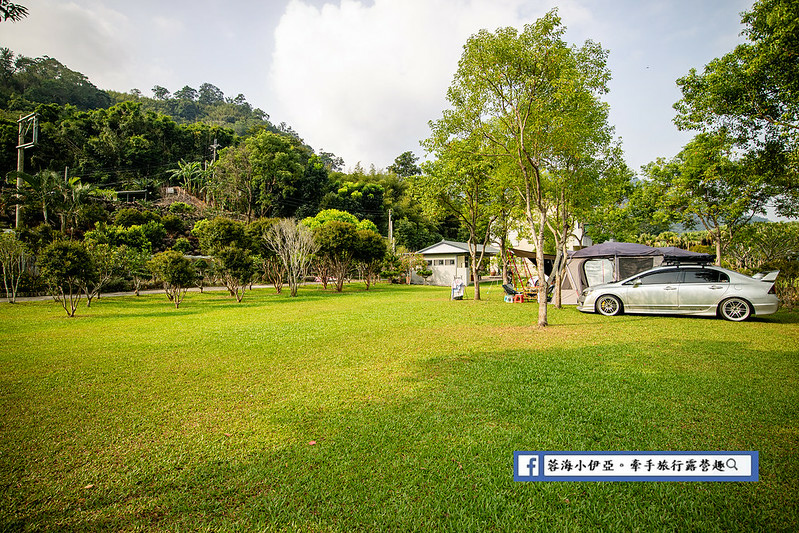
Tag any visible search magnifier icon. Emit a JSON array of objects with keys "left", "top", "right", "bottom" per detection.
[{"left": 726, "top": 458, "right": 738, "bottom": 470}]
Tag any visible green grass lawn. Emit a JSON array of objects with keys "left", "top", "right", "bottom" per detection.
[{"left": 1, "top": 283, "right": 798, "bottom": 531}]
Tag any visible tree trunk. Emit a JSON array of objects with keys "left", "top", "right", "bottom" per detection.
[
  {"left": 471, "top": 254, "right": 481, "bottom": 301},
  {"left": 535, "top": 209, "right": 548, "bottom": 328}
]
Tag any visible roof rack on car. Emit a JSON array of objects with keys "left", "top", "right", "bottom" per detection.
[{"left": 661, "top": 256, "right": 714, "bottom": 266}]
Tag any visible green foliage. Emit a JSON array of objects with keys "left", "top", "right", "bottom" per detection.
[
  {"left": 38, "top": 240, "right": 96, "bottom": 316},
  {"left": 0, "top": 49, "right": 109, "bottom": 110},
  {"left": 643, "top": 131, "right": 770, "bottom": 264},
  {"left": 147, "top": 250, "right": 195, "bottom": 308},
  {"left": 314, "top": 220, "right": 357, "bottom": 292},
  {"left": 110, "top": 82, "right": 271, "bottom": 135},
  {"left": 1, "top": 2, "right": 29, "bottom": 22},
  {"left": 15, "top": 223, "right": 60, "bottom": 254},
  {"left": 122, "top": 246, "right": 152, "bottom": 296},
  {"left": 244, "top": 218, "right": 279, "bottom": 257},
  {"left": 319, "top": 181, "right": 385, "bottom": 227},
  {"left": 211, "top": 134, "right": 327, "bottom": 220},
  {"left": 0, "top": 231, "right": 27, "bottom": 302},
  {"left": 113, "top": 208, "right": 160, "bottom": 227},
  {"left": 191, "top": 217, "right": 248, "bottom": 255},
  {"left": 82, "top": 241, "right": 126, "bottom": 306},
  {"left": 168, "top": 201, "right": 194, "bottom": 215},
  {"left": 140, "top": 221, "right": 166, "bottom": 250},
  {"left": 429, "top": 10, "right": 611, "bottom": 322},
  {"left": 301, "top": 209, "right": 359, "bottom": 231},
  {"left": 171, "top": 237, "right": 192, "bottom": 254},
  {"left": 726, "top": 221, "right": 799, "bottom": 272},
  {"left": 356, "top": 219, "right": 379, "bottom": 234},
  {"left": 354, "top": 229, "right": 387, "bottom": 289},
  {"left": 673, "top": 0, "right": 799, "bottom": 217},
  {"left": 85, "top": 222, "right": 150, "bottom": 252},
  {"left": 246, "top": 130, "right": 318, "bottom": 218},
  {"left": 394, "top": 218, "right": 442, "bottom": 252},
  {"left": 160, "top": 214, "right": 185, "bottom": 234},
  {"left": 387, "top": 151, "right": 421, "bottom": 177},
  {"left": 215, "top": 246, "right": 254, "bottom": 302},
  {"left": 380, "top": 250, "right": 403, "bottom": 283}
]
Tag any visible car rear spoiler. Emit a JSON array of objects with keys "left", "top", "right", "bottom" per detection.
[{"left": 752, "top": 270, "right": 779, "bottom": 282}]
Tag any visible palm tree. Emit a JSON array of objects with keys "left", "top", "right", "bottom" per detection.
[
  {"left": 1, "top": 1, "right": 29, "bottom": 22},
  {"left": 9, "top": 170, "right": 59, "bottom": 225},
  {"left": 58, "top": 176, "right": 95, "bottom": 234}
]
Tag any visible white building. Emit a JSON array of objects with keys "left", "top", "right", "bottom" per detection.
[{"left": 411, "top": 240, "right": 500, "bottom": 286}]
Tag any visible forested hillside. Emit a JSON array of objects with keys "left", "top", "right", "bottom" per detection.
[{"left": 0, "top": 47, "right": 455, "bottom": 249}]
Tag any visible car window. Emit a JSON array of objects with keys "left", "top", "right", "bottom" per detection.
[
  {"left": 635, "top": 270, "right": 681, "bottom": 285},
  {"left": 682, "top": 269, "right": 729, "bottom": 283}
]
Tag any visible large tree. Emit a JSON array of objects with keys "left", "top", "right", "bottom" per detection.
[
  {"left": 246, "top": 130, "right": 312, "bottom": 218},
  {"left": 415, "top": 136, "right": 500, "bottom": 301},
  {"left": 674, "top": 0, "right": 798, "bottom": 216},
  {"left": 544, "top": 80, "right": 615, "bottom": 307},
  {"left": 428, "top": 10, "right": 610, "bottom": 326},
  {"left": 644, "top": 131, "right": 770, "bottom": 265}
]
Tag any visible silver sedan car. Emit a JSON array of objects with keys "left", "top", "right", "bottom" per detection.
[{"left": 577, "top": 265, "right": 779, "bottom": 321}]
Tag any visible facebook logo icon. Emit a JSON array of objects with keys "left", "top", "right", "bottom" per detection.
[{"left": 516, "top": 454, "right": 539, "bottom": 478}]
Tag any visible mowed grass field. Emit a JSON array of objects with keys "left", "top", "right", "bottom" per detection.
[{"left": 1, "top": 283, "right": 797, "bottom": 531}]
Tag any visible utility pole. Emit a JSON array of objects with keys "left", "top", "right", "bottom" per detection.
[
  {"left": 15, "top": 112, "right": 38, "bottom": 229},
  {"left": 210, "top": 137, "right": 220, "bottom": 162}
]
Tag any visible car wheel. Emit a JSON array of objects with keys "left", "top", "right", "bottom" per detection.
[
  {"left": 596, "top": 295, "right": 623, "bottom": 316},
  {"left": 719, "top": 297, "right": 752, "bottom": 322}
]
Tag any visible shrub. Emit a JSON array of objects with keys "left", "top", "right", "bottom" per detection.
[
  {"left": 172, "top": 237, "right": 192, "bottom": 254},
  {"left": 168, "top": 202, "right": 195, "bottom": 215},
  {"left": 113, "top": 208, "right": 146, "bottom": 227},
  {"left": 114, "top": 208, "right": 161, "bottom": 227},
  {"left": 141, "top": 221, "right": 167, "bottom": 250},
  {"left": 161, "top": 214, "right": 185, "bottom": 234}
]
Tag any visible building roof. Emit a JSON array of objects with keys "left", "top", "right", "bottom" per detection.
[{"left": 416, "top": 240, "right": 500, "bottom": 255}]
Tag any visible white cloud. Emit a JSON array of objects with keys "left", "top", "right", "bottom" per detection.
[
  {"left": 270, "top": 0, "right": 552, "bottom": 170},
  {"left": 2, "top": 0, "right": 134, "bottom": 90}
]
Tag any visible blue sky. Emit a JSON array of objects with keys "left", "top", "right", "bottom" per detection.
[{"left": 3, "top": 0, "right": 753, "bottom": 174}]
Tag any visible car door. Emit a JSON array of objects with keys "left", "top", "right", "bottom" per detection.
[
  {"left": 622, "top": 269, "right": 681, "bottom": 312},
  {"left": 679, "top": 268, "right": 730, "bottom": 311}
]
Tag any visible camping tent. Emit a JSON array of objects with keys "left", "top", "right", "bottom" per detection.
[{"left": 557, "top": 242, "right": 713, "bottom": 305}]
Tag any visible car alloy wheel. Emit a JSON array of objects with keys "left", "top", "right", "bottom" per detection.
[
  {"left": 719, "top": 297, "right": 751, "bottom": 321},
  {"left": 596, "top": 295, "right": 622, "bottom": 316}
]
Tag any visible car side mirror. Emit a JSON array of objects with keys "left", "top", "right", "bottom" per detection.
[{"left": 633, "top": 279, "right": 642, "bottom": 287}]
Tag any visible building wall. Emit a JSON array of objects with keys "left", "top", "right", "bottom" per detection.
[{"left": 411, "top": 253, "right": 471, "bottom": 286}]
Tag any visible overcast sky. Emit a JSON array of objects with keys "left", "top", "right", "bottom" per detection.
[{"left": 3, "top": 0, "right": 753, "bottom": 174}]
